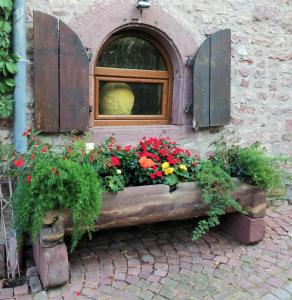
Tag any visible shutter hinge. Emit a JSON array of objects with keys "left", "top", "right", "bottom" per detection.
[
  {"left": 89, "top": 105, "right": 93, "bottom": 113},
  {"left": 185, "top": 56, "right": 195, "bottom": 66},
  {"left": 86, "top": 48, "right": 92, "bottom": 61}
]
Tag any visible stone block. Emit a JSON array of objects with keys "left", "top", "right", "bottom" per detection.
[
  {"left": 33, "top": 237, "right": 69, "bottom": 288},
  {"left": 220, "top": 214, "right": 266, "bottom": 244},
  {"left": 39, "top": 225, "right": 64, "bottom": 248},
  {"left": 29, "top": 276, "right": 42, "bottom": 294},
  {"left": 26, "top": 266, "right": 38, "bottom": 278},
  {"left": 14, "top": 283, "right": 29, "bottom": 296},
  {"left": 34, "top": 291, "right": 48, "bottom": 300},
  {"left": 0, "top": 288, "right": 13, "bottom": 300},
  {"left": 0, "top": 245, "right": 5, "bottom": 278}
]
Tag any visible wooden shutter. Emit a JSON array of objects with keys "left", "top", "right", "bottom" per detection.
[
  {"left": 34, "top": 11, "right": 89, "bottom": 133},
  {"left": 193, "top": 29, "right": 231, "bottom": 128}
]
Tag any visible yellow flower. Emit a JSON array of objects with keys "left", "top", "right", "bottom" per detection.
[
  {"left": 179, "top": 164, "right": 188, "bottom": 172},
  {"left": 164, "top": 167, "right": 174, "bottom": 175},
  {"left": 162, "top": 162, "right": 170, "bottom": 170}
]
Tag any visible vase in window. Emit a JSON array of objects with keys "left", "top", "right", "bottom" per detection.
[{"left": 100, "top": 83, "right": 135, "bottom": 115}]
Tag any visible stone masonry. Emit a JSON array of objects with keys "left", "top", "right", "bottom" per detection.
[{"left": 1, "top": 0, "right": 291, "bottom": 158}]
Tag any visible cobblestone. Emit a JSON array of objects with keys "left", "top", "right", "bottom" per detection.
[{"left": 31, "top": 204, "right": 292, "bottom": 299}]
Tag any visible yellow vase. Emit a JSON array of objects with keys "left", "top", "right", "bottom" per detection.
[{"left": 100, "top": 83, "right": 135, "bottom": 115}]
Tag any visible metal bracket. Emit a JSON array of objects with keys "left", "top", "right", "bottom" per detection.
[
  {"left": 85, "top": 48, "right": 92, "bottom": 61},
  {"left": 184, "top": 103, "right": 193, "bottom": 113},
  {"left": 185, "top": 56, "right": 195, "bottom": 66}
]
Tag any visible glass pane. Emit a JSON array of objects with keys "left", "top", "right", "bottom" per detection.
[
  {"left": 97, "top": 36, "right": 167, "bottom": 70},
  {"left": 99, "top": 81, "right": 163, "bottom": 115}
]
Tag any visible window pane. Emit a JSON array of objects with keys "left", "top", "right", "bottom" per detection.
[
  {"left": 97, "top": 36, "right": 167, "bottom": 70},
  {"left": 99, "top": 82, "right": 163, "bottom": 115}
]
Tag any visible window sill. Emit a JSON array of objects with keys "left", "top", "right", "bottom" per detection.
[{"left": 89, "top": 124, "right": 193, "bottom": 145}]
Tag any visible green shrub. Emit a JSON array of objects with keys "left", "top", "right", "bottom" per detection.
[
  {"left": 192, "top": 160, "right": 244, "bottom": 240},
  {"left": 212, "top": 141, "right": 282, "bottom": 191},
  {"left": 12, "top": 140, "right": 103, "bottom": 252}
]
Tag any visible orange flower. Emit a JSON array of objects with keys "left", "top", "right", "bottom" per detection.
[{"left": 139, "top": 156, "right": 155, "bottom": 169}]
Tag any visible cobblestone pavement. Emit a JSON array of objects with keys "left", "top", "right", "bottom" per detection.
[{"left": 45, "top": 204, "right": 292, "bottom": 300}]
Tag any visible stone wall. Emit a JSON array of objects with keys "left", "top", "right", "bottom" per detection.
[{"left": 2, "top": 0, "right": 291, "bottom": 157}]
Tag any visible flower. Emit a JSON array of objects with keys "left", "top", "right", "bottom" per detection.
[
  {"left": 41, "top": 147, "right": 48, "bottom": 153},
  {"left": 22, "top": 129, "right": 31, "bottom": 136},
  {"left": 155, "top": 171, "right": 163, "bottom": 177},
  {"left": 52, "top": 167, "right": 57, "bottom": 174},
  {"left": 111, "top": 156, "right": 120, "bottom": 167},
  {"left": 164, "top": 167, "right": 174, "bottom": 175},
  {"left": 27, "top": 175, "right": 31, "bottom": 184},
  {"left": 139, "top": 156, "right": 155, "bottom": 169},
  {"left": 116, "top": 169, "right": 122, "bottom": 175},
  {"left": 124, "top": 145, "right": 132, "bottom": 152},
  {"left": 179, "top": 164, "right": 188, "bottom": 172},
  {"left": 30, "top": 153, "right": 36, "bottom": 160},
  {"left": 149, "top": 173, "right": 156, "bottom": 180},
  {"left": 75, "top": 291, "right": 81, "bottom": 296},
  {"left": 89, "top": 155, "right": 94, "bottom": 162},
  {"left": 85, "top": 143, "right": 95, "bottom": 154},
  {"left": 162, "top": 162, "right": 170, "bottom": 170},
  {"left": 13, "top": 158, "right": 24, "bottom": 168}
]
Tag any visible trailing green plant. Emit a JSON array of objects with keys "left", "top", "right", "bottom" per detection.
[
  {"left": 211, "top": 140, "right": 283, "bottom": 191},
  {"left": 192, "top": 160, "right": 244, "bottom": 240},
  {"left": 0, "top": 0, "right": 18, "bottom": 118},
  {"left": 12, "top": 133, "right": 103, "bottom": 251}
]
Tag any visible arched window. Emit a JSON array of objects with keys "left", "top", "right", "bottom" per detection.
[{"left": 94, "top": 32, "right": 173, "bottom": 126}]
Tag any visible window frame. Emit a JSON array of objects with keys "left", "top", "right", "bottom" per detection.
[{"left": 94, "top": 32, "right": 173, "bottom": 126}]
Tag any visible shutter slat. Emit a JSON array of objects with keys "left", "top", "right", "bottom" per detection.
[
  {"left": 59, "top": 21, "right": 89, "bottom": 132},
  {"left": 193, "top": 38, "right": 211, "bottom": 127},
  {"left": 210, "top": 29, "right": 231, "bottom": 126},
  {"left": 34, "top": 12, "right": 59, "bottom": 132}
]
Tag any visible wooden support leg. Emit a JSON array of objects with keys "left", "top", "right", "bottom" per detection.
[
  {"left": 33, "top": 236, "right": 69, "bottom": 288},
  {"left": 220, "top": 213, "right": 266, "bottom": 244}
]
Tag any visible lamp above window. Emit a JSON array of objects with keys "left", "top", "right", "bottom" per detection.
[{"left": 136, "top": 0, "right": 151, "bottom": 9}]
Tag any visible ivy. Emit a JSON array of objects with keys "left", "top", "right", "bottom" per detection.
[{"left": 0, "top": 0, "right": 18, "bottom": 118}]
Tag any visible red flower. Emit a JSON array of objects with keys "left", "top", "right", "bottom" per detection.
[
  {"left": 111, "top": 156, "right": 120, "bottom": 167},
  {"left": 30, "top": 154, "right": 36, "bottom": 160},
  {"left": 149, "top": 173, "right": 156, "bottom": 180},
  {"left": 13, "top": 158, "right": 24, "bottom": 168},
  {"left": 22, "top": 129, "right": 30, "bottom": 137},
  {"left": 89, "top": 155, "right": 94, "bottom": 162},
  {"left": 27, "top": 175, "right": 31, "bottom": 184},
  {"left": 41, "top": 147, "right": 48, "bottom": 153},
  {"left": 75, "top": 291, "right": 81, "bottom": 296},
  {"left": 124, "top": 145, "right": 132, "bottom": 152},
  {"left": 155, "top": 171, "right": 163, "bottom": 177}
]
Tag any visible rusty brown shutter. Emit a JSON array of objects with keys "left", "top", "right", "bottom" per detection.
[
  {"left": 193, "top": 29, "right": 231, "bottom": 128},
  {"left": 34, "top": 11, "right": 89, "bottom": 133},
  {"left": 34, "top": 12, "right": 59, "bottom": 132}
]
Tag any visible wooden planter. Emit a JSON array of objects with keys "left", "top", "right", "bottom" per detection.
[{"left": 34, "top": 180, "right": 267, "bottom": 288}]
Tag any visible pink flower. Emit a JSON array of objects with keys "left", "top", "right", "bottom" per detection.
[{"left": 41, "top": 147, "right": 48, "bottom": 153}]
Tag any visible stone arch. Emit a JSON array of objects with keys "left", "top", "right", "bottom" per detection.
[{"left": 68, "top": 2, "right": 197, "bottom": 125}]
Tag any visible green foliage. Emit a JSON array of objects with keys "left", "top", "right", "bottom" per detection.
[
  {"left": 211, "top": 140, "right": 282, "bottom": 191},
  {"left": 0, "top": 0, "right": 18, "bottom": 118},
  {"left": 12, "top": 138, "right": 103, "bottom": 252},
  {"left": 192, "top": 160, "right": 244, "bottom": 240}
]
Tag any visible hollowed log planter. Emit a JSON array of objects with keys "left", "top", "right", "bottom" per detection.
[{"left": 33, "top": 180, "right": 267, "bottom": 288}]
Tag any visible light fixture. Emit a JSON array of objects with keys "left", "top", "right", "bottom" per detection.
[{"left": 136, "top": 0, "right": 151, "bottom": 9}]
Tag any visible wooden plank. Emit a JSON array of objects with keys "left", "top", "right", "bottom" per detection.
[
  {"left": 34, "top": 11, "right": 59, "bottom": 132},
  {"left": 193, "top": 37, "right": 210, "bottom": 127},
  {"left": 95, "top": 67, "right": 170, "bottom": 79},
  {"left": 210, "top": 29, "right": 231, "bottom": 126},
  {"left": 59, "top": 20, "right": 89, "bottom": 132}
]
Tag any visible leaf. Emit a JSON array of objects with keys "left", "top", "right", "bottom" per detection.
[{"left": 5, "top": 61, "right": 17, "bottom": 74}]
